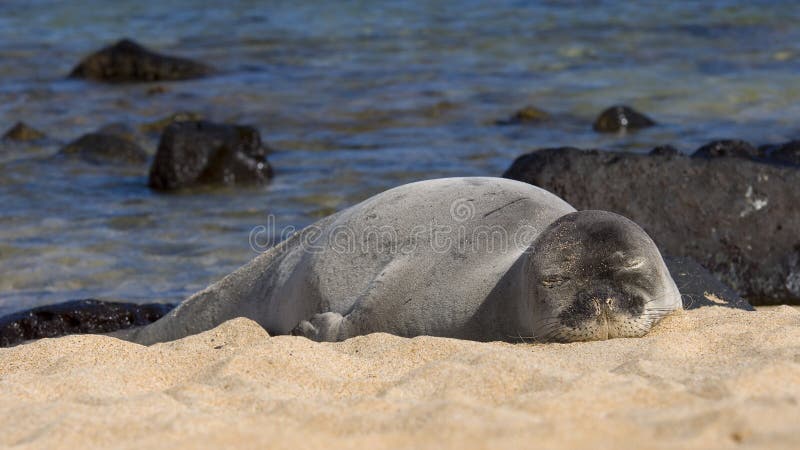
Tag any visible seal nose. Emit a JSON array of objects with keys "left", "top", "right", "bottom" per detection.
[
  {"left": 589, "top": 296, "right": 614, "bottom": 316},
  {"left": 558, "top": 289, "right": 621, "bottom": 330}
]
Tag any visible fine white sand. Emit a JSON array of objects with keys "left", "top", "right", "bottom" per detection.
[{"left": 1, "top": 306, "right": 799, "bottom": 449}]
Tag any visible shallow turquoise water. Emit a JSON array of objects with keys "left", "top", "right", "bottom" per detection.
[{"left": 1, "top": 1, "right": 799, "bottom": 313}]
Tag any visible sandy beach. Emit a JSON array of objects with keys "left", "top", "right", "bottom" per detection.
[
  {"left": 1, "top": 306, "right": 798, "bottom": 449},
  {"left": 3, "top": 2, "right": 800, "bottom": 449}
]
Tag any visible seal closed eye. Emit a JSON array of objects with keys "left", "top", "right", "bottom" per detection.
[{"left": 122, "top": 177, "right": 682, "bottom": 345}]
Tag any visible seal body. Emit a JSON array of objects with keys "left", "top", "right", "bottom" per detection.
[{"left": 127, "top": 177, "right": 682, "bottom": 345}]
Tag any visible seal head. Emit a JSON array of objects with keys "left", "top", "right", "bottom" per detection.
[{"left": 527, "top": 210, "right": 681, "bottom": 342}]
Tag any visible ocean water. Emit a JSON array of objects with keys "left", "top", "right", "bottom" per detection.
[{"left": 1, "top": 0, "right": 799, "bottom": 313}]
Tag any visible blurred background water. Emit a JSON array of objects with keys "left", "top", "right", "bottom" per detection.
[{"left": 1, "top": 0, "right": 799, "bottom": 313}]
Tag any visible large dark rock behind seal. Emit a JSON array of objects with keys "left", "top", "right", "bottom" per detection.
[
  {"left": 0, "top": 300, "right": 175, "bottom": 347},
  {"left": 69, "top": 38, "right": 213, "bottom": 82},
  {"left": 663, "top": 256, "right": 753, "bottom": 311},
  {"left": 503, "top": 147, "right": 800, "bottom": 305},
  {"left": 148, "top": 120, "right": 273, "bottom": 190}
]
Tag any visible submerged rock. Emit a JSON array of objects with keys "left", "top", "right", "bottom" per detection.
[
  {"left": 140, "top": 111, "right": 204, "bottom": 135},
  {"left": 592, "top": 105, "right": 656, "bottom": 132},
  {"left": 96, "top": 122, "right": 141, "bottom": 142},
  {"left": 2, "top": 122, "right": 46, "bottom": 141},
  {"left": 496, "top": 106, "right": 550, "bottom": 125},
  {"left": 0, "top": 299, "right": 175, "bottom": 347},
  {"left": 148, "top": 121, "right": 273, "bottom": 190},
  {"left": 693, "top": 139, "right": 758, "bottom": 159},
  {"left": 69, "top": 38, "right": 213, "bottom": 83},
  {"left": 146, "top": 85, "right": 169, "bottom": 96},
  {"left": 59, "top": 131, "right": 148, "bottom": 164},
  {"left": 503, "top": 146, "right": 800, "bottom": 305}
]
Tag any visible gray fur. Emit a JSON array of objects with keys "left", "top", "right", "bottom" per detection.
[{"left": 122, "top": 177, "right": 681, "bottom": 345}]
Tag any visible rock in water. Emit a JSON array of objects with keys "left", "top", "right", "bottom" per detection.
[
  {"left": 503, "top": 146, "right": 800, "bottom": 305},
  {"left": 148, "top": 121, "right": 273, "bottom": 190},
  {"left": 2, "top": 122, "right": 46, "bottom": 141},
  {"left": 496, "top": 106, "right": 550, "bottom": 125},
  {"left": 592, "top": 105, "right": 655, "bottom": 132},
  {"left": 59, "top": 132, "right": 148, "bottom": 165},
  {"left": 140, "top": 111, "right": 204, "bottom": 135},
  {"left": 0, "top": 300, "right": 175, "bottom": 347},
  {"left": 693, "top": 139, "right": 758, "bottom": 159},
  {"left": 95, "top": 122, "right": 141, "bottom": 143},
  {"left": 69, "top": 38, "right": 213, "bottom": 82}
]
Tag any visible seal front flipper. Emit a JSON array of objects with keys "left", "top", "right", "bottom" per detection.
[{"left": 291, "top": 312, "right": 347, "bottom": 342}]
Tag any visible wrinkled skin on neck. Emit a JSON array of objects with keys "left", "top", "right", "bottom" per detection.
[{"left": 526, "top": 210, "right": 682, "bottom": 342}]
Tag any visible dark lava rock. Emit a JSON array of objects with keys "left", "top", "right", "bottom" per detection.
[
  {"left": 664, "top": 256, "right": 753, "bottom": 311},
  {"left": 59, "top": 131, "right": 148, "bottom": 164},
  {"left": 3, "top": 122, "right": 46, "bottom": 141},
  {"left": 693, "top": 139, "right": 758, "bottom": 159},
  {"left": 69, "top": 38, "right": 213, "bottom": 83},
  {"left": 148, "top": 121, "right": 273, "bottom": 190},
  {"left": 649, "top": 145, "right": 680, "bottom": 156},
  {"left": 140, "top": 111, "right": 204, "bottom": 135},
  {"left": 759, "top": 140, "right": 800, "bottom": 165},
  {"left": 496, "top": 106, "right": 550, "bottom": 125},
  {"left": 592, "top": 105, "right": 656, "bottom": 132},
  {"left": 97, "top": 122, "right": 141, "bottom": 142},
  {"left": 0, "top": 299, "right": 175, "bottom": 347},
  {"left": 504, "top": 146, "right": 800, "bottom": 305}
]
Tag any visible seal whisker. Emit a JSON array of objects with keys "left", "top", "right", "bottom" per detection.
[
  {"left": 533, "top": 319, "right": 563, "bottom": 329},
  {"left": 530, "top": 324, "right": 563, "bottom": 342},
  {"left": 512, "top": 333, "right": 535, "bottom": 344}
]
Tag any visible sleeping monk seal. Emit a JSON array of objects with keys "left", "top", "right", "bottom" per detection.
[{"left": 122, "top": 177, "right": 682, "bottom": 344}]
